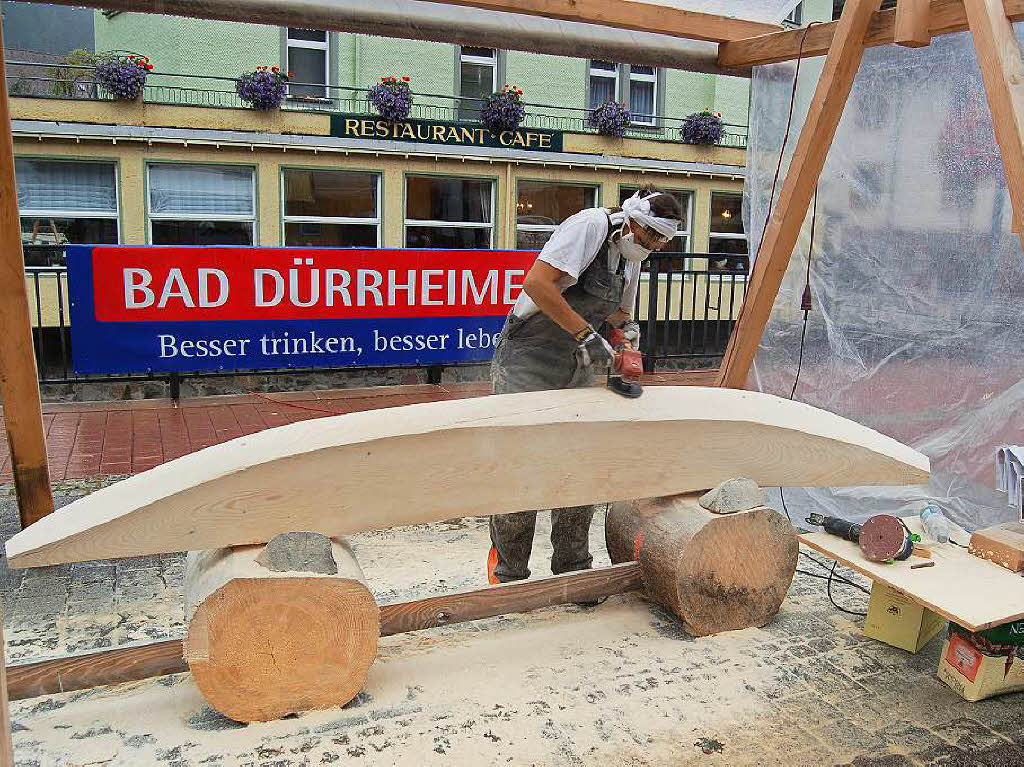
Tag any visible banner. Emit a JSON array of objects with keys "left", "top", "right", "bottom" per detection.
[
  {"left": 330, "top": 114, "right": 563, "bottom": 152},
  {"left": 67, "top": 246, "right": 536, "bottom": 374}
]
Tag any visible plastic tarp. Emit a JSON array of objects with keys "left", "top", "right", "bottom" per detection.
[
  {"left": 648, "top": 1, "right": 802, "bottom": 23},
  {"left": 746, "top": 30, "right": 1024, "bottom": 532}
]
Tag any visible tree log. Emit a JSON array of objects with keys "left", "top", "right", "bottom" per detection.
[
  {"left": 606, "top": 493, "right": 798, "bottom": 636},
  {"left": 183, "top": 533, "right": 378, "bottom": 722}
]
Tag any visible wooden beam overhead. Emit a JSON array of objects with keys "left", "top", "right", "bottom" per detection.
[
  {"left": 896, "top": 0, "right": 933, "bottom": 46},
  {"left": 965, "top": 0, "right": 1024, "bottom": 238},
  {"left": 418, "top": 0, "right": 781, "bottom": 43},
  {"left": 719, "top": 0, "right": 1024, "bottom": 69},
  {"left": 717, "top": 0, "right": 883, "bottom": 389}
]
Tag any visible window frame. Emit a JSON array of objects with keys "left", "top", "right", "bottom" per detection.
[
  {"left": 285, "top": 27, "right": 331, "bottom": 101},
  {"left": 708, "top": 189, "right": 748, "bottom": 279},
  {"left": 280, "top": 167, "right": 382, "bottom": 247},
  {"left": 515, "top": 179, "right": 599, "bottom": 251},
  {"left": 457, "top": 46, "right": 500, "bottom": 120},
  {"left": 145, "top": 161, "right": 258, "bottom": 245},
  {"left": 16, "top": 156, "right": 122, "bottom": 245},
  {"left": 628, "top": 65, "right": 658, "bottom": 127},
  {"left": 403, "top": 172, "right": 497, "bottom": 249}
]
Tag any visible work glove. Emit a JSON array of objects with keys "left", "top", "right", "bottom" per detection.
[
  {"left": 621, "top": 321, "right": 641, "bottom": 348},
  {"left": 574, "top": 324, "right": 615, "bottom": 369}
]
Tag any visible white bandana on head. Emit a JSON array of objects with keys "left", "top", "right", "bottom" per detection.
[{"left": 620, "top": 191, "right": 679, "bottom": 239}]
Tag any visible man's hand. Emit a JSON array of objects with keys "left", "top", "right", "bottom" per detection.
[
  {"left": 621, "top": 321, "right": 641, "bottom": 349},
  {"left": 607, "top": 309, "right": 631, "bottom": 328},
  {"left": 574, "top": 325, "right": 615, "bottom": 369}
]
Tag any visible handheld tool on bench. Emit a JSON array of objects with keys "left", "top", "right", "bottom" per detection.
[
  {"left": 605, "top": 323, "right": 644, "bottom": 398},
  {"left": 806, "top": 512, "right": 918, "bottom": 562}
]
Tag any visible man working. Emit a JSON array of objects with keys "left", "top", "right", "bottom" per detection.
[{"left": 487, "top": 186, "right": 682, "bottom": 585}]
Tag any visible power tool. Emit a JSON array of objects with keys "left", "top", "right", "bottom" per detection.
[
  {"left": 806, "top": 512, "right": 915, "bottom": 562},
  {"left": 605, "top": 326, "right": 644, "bottom": 398}
]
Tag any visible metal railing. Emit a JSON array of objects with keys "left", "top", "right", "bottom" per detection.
[
  {"left": 22, "top": 245, "right": 747, "bottom": 387},
  {"left": 5, "top": 60, "right": 749, "bottom": 148}
]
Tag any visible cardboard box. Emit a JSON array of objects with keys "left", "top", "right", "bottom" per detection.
[
  {"left": 864, "top": 582, "right": 947, "bottom": 653},
  {"left": 938, "top": 630, "right": 1024, "bottom": 701}
]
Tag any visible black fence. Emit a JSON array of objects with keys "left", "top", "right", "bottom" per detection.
[
  {"left": 22, "top": 245, "right": 748, "bottom": 389},
  {"left": 6, "top": 60, "right": 749, "bottom": 149}
]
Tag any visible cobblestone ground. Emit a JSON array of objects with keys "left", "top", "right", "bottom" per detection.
[{"left": 2, "top": 486, "right": 1022, "bottom": 766}]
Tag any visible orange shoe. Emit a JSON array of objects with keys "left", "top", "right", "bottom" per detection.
[{"left": 486, "top": 546, "right": 501, "bottom": 584}]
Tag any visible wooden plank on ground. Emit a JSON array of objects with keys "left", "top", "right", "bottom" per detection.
[
  {"left": 896, "top": 0, "right": 933, "bottom": 46},
  {"left": 719, "top": 0, "right": 1024, "bottom": 69},
  {"left": 417, "top": 0, "right": 780, "bottom": 43},
  {"left": 5, "top": 639, "right": 187, "bottom": 701},
  {"left": 380, "top": 562, "right": 644, "bottom": 636},
  {"left": 6, "top": 564, "right": 646, "bottom": 700},
  {"left": 4, "top": 386, "right": 929, "bottom": 567},
  {"left": 716, "top": 0, "right": 883, "bottom": 389},
  {"left": 965, "top": 0, "right": 1024, "bottom": 237},
  {"left": 800, "top": 517, "right": 1024, "bottom": 631}
]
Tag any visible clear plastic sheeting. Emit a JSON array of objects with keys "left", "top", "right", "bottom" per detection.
[
  {"left": 644, "top": 1, "right": 802, "bottom": 22},
  {"left": 746, "top": 30, "right": 1024, "bottom": 532}
]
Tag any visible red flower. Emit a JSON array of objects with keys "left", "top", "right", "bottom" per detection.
[
  {"left": 271, "top": 66, "right": 279, "bottom": 73},
  {"left": 402, "top": 76, "right": 410, "bottom": 82},
  {"left": 145, "top": 63, "right": 154, "bottom": 70},
  {"left": 287, "top": 71, "right": 294, "bottom": 78}
]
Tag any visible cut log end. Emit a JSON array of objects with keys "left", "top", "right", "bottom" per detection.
[
  {"left": 606, "top": 494, "right": 798, "bottom": 637},
  {"left": 184, "top": 536, "right": 378, "bottom": 722}
]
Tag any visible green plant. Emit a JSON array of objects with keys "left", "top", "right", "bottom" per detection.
[{"left": 53, "top": 48, "right": 101, "bottom": 98}]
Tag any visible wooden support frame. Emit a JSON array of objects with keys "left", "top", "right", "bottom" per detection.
[
  {"left": 391, "top": 0, "right": 780, "bottom": 43},
  {"left": 5, "top": 563, "right": 643, "bottom": 701},
  {"left": 896, "top": 0, "right": 933, "bottom": 46},
  {"left": 716, "top": 0, "right": 884, "bottom": 389},
  {"left": 965, "top": 0, "right": 1024, "bottom": 237},
  {"left": 719, "top": 0, "right": 1024, "bottom": 69},
  {"left": 0, "top": 17, "right": 54, "bottom": 527}
]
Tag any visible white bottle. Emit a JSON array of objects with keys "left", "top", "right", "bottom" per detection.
[{"left": 920, "top": 504, "right": 949, "bottom": 544}]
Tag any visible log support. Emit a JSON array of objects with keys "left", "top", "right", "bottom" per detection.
[{"left": 606, "top": 492, "right": 798, "bottom": 636}]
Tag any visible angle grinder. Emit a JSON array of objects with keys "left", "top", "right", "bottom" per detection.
[
  {"left": 605, "top": 326, "right": 644, "bottom": 398},
  {"left": 806, "top": 512, "right": 915, "bottom": 562}
]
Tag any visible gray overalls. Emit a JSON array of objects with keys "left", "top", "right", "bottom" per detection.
[{"left": 488, "top": 213, "right": 624, "bottom": 582}]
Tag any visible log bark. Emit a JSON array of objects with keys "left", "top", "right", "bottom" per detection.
[
  {"left": 183, "top": 533, "right": 378, "bottom": 722},
  {"left": 606, "top": 493, "right": 798, "bottom": 637}
]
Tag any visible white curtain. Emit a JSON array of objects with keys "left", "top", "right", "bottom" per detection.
[
  {"left": 16, "top": 159, "right": 117, "bottom": 213},
  {"left": 149, "top": 164, "right": 254, "bottom": 217}
]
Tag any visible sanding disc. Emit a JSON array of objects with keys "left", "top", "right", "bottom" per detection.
[{"left": 859, "top": 514, "right": 909, "bottom": 561}]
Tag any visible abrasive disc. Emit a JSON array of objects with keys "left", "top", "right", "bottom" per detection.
[{"left": 859, "top": 514, "right": 910, "bottom": 562}]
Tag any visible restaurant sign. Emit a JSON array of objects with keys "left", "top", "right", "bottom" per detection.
[{"left": 330, "top": 114, "right": 563, "bottom": 152}]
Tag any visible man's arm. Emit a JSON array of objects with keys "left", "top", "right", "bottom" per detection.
[{"left": 522, "top": 261, "right": 590, "bottom": 337}]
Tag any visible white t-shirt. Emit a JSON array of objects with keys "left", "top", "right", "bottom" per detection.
[{"left": 511, "top": 208, "right": 642, "bottom": 319}]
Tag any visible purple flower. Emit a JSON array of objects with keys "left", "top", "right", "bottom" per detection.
[
  {"left": 680, "top": 110, "right": 725, "bottom": 145},
  {"left": 369, "top": 78, "right": 413, "bottom": 122},
  {"left": 480, "top": 86, "right": 525, "bottom": 134},
  {"left": 94, "top": 55, "right": 149, "bottom": 101},
  {"left": 236, "top": 68, "right": 288, "bottom": 110},
  {"left": 588, "top": 101, "right": 631, "bottom": 137}
]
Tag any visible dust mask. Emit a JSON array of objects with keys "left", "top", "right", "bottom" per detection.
[{"left": 618, "top": 228, "right": 651, "bottom": 263}]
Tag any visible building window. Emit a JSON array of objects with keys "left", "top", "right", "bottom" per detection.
[
  {"left": 405, "top": 175, "right": 494, "bottom": 249},
  {"left": 459, "top": 47, "right": 498, "bottom": 120},
  {"left": 282, "top": 169, "right": 380, "bottom": 247},
  {"left": 784, "top": 2, "right": 803, "bottom": 27},
  {"left": 588, "top": 60, "right": 619, "bottom": 109},
  {"left": 618, "top": 187, "right": 691, "bottom": 254},
  {"left": 16, "top": 158, "right": 119, "bottom": 246},
  {"left": 629, "top": 65, "right": 657, "bottom": 126},
  {"left": 516, "top": 181, "right": 598, "bottom": 250},
  {"left": 287, "top": 28, "right": 329, "bottom": 99},
  {"left": 148, "top": 163, "right": 255, "bottom": 246},
  {"left": 709, "top": 192, "right": 747, "bottom": 272}
]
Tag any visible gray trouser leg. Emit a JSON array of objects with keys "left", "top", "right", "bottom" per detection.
[
  {"left": 550, "top": 505, "right": 596, "bottom": 575},
  {"left": 489, "top": 510, "right": 537, "bottom": 582}
]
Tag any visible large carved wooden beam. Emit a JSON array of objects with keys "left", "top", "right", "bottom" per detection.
[{"left": 717, "top": 0, "right": 883, "bottom": 389}]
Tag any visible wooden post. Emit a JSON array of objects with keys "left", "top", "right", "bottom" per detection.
[
  {"left": 964, "top": 0, "right": 1024, "bottom": 237},
  {"left": 0, "top": 17, "right": 54, "bottom": 528},
  {"left": 896, "top": 0, "right": 932, "bottom": 46},
  {"left": 1, "top": 614, "right": 14, "bottom": 767},
  {"left": 716, "top": 0, "right": 883, "bottom": 389}
]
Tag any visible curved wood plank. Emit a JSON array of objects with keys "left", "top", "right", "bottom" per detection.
[{"left": 5, "top": 387, "right": 929, "bottom": 567}]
